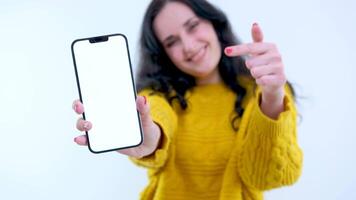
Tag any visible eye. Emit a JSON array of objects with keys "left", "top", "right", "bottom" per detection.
[
  {"left": 187, "top": 21, "right": 199, "bottom": 32},
  {"left": 165, "top": 39, "right": 177, "bottom": 48}
]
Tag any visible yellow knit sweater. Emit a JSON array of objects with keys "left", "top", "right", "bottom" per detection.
[{"left": 131, "top": 77, "right": 303, "bottom": 200}]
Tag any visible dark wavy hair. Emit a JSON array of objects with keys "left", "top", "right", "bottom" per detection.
[{"left": 136, "top": 0, "right": 293, "bottom": 130}]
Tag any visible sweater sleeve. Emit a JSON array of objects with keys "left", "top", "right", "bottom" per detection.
[
  {"left": 237, "top": 85, "right": 303, "bottom": 190},
  {"left": 129, "top": 89, "right": 177, "bottom": 170}
]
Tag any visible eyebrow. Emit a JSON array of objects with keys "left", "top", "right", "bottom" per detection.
[
  {"left": 183, "top": 17, "right": 197, "bottom": 28},
  {"left": 162, "top": 17, "right": 197, "bottom": 44}
]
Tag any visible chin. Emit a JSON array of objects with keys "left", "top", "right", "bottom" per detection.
[{"left": 194, "top": 69, "right": 217, "bottom": 79}]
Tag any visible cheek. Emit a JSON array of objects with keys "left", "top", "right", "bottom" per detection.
[
  {"left": 200, "top": 27, "right": 221, "bottom": 58},
  {"left": 167, "top": 47, "right": 184, "bottom": 63},
  {"left": 211, "top": 36, "right": 222, "bottom": 60},
  {"left": 210, "top": 32, "right": 221, "bottom": 53}
]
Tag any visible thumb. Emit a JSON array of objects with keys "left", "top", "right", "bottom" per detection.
[
  {"left": 136, "top": 96, "right": 152, "bottom": 126},
  {"left": 251, "top": 22, "right": 264, "bottom": 43}
]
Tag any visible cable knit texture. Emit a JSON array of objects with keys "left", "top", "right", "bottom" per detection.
[{"left": 130, "top": 77, "right": 303, "bottom": 200}]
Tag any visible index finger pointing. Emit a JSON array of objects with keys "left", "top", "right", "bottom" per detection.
[{"left": 224, "top": 43, "right": 271, "bottom": 57}]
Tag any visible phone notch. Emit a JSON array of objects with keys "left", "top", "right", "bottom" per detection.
[{"left": 89, "top": 36, "right": 109, "bottom": 43}]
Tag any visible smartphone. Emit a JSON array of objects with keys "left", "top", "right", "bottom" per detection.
[{"left": 71, "top": 34, "right": 143, "bottom": 154}]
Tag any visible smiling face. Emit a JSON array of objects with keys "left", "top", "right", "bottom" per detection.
[{"left": 153, "top": 1, "right": 222, "bottom": 85}]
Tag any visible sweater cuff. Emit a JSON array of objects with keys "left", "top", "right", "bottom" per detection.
[
  {"left": 129, "top": 132, "right": 169, "bottom": 169},
  {"left": 129, "top": 91, "right": 176, "bottom": 169},
  {"left": 249, "top": 90, "right": 295, "bottom": 138}
]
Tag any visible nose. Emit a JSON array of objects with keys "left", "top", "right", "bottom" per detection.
[{"left": 181, "top": 34, "right": 196, "bottom": 56}]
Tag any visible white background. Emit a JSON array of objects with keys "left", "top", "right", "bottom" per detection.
[{"left": 0, "top": 0, "right": 355, "bottom": 199}]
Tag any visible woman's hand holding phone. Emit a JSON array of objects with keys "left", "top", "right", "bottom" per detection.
[{"left": 72, "top": 96, "right": 162, "bottom": 158}]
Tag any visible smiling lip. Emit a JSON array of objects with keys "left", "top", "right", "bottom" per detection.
[{"left": 189, "top": 45, "right": 207, "bottom": 63}]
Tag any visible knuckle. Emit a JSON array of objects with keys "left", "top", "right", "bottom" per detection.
[
  {"left": 246, "top": 59, "right": 252, "bottom": 67},
  {"left": 76, "top": 118, "right": 85, "bottom": 130},
  {"left": 245, "top": 60, "right": 250, "bottom": 68},
  {"left": 272, "top": 52, "right": 282, "bottom": 61},
  {"left": 270, "top": 43, "right": 277, "bottom": 49},
  {"left": 251, "top": 67, "right": 258, "bottom": 77},
  {"left": 260, "top": 76, "right": 266, "bottom": 83},
  {"left": 76, "top": 124, "right": 83, "bottom": 131},
  {"left": 276, "top": 63, "right": 285, "bottom": 73}
]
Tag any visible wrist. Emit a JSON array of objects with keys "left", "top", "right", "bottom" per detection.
[
  {"left": 151, "top": 123, "right": 162, "bottom": 151},
  {"left": 261, "top": 87, "right": 284, "bottom": 105},
  {"left": 260, "top": 87, "right": 285, "bottom": 119},
  {"left": 143, "top": 123, "right": 162, "bottom": 157}
]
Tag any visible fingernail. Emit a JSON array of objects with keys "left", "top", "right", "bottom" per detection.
[
  {"left": 74, "top": 137, "right": 77, "bottom": 143},
  {"left": 83, "top": 122, "right": 89, "bottom": 130},
  {"left": 143, "top": 96, "right": 147, "bottom": 105},
  {"left": 225, "top": 47, "right": 232, "bottom": 55},
  {"left": 253, "top": 22, "right": 258, "bottom": 26}
]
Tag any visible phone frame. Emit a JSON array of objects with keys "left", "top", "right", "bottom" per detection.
[{"left": 71, "top": 33, "right": 143, "bottom": 154}]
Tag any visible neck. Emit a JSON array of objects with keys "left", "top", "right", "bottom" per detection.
[{"left": 196, "top": 68, "right": 221, "bottom": 85}]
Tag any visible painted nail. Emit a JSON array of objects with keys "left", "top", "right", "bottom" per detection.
[
  {"left": 253, "top": 22, "right": 258, "bottom": 26},
  {"left": 143, "top": 96, "right": 147, "bottom": 105},
  {"left": 225, "top": 47, "right": 232, "bottom": 55},
  {"left": 74, "top": 137, "right": 77, "bottom": 143}
]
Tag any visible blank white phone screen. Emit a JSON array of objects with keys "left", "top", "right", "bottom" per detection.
[{"left": 72, "top": 34, "right": 142, "bottom": 153}]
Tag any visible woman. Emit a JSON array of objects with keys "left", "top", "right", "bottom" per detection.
[{"left": 73, "top": 0, "right": 303, "bottom": 199}]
